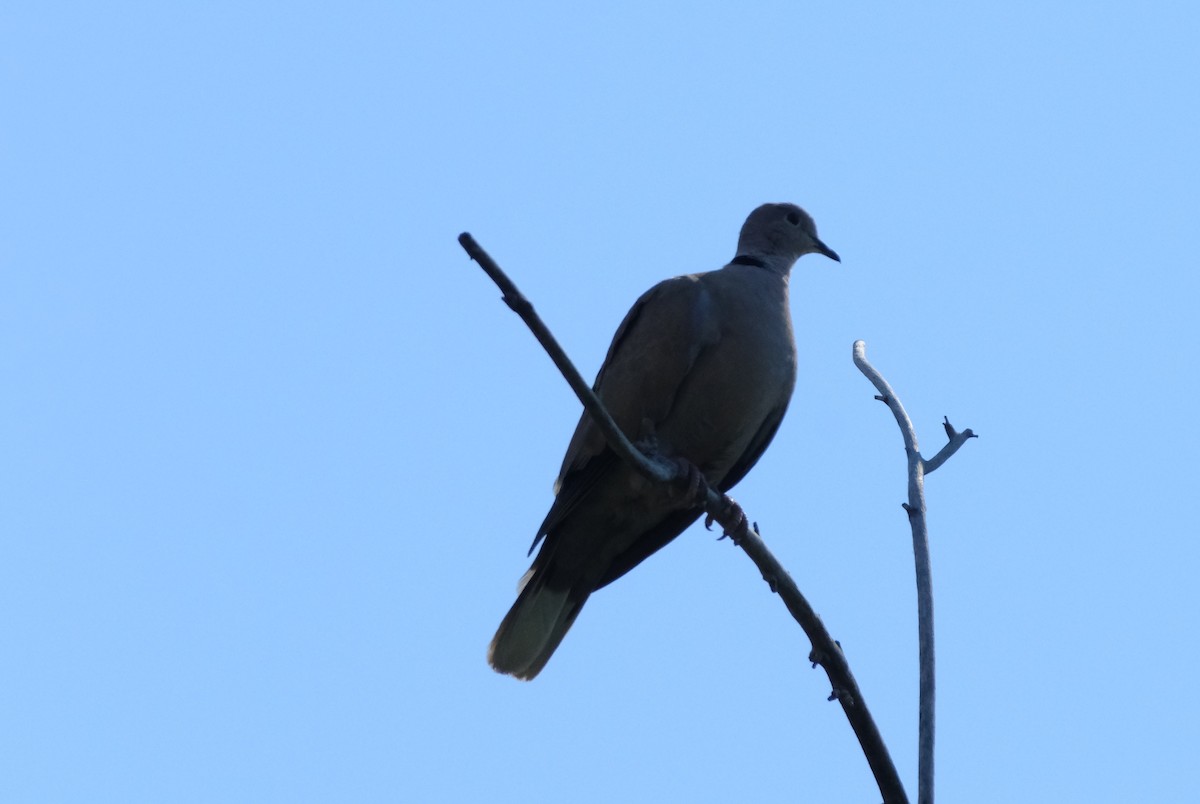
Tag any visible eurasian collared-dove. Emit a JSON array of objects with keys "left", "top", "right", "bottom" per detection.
[{"left": 489, "top": 203, "right": 839, "bottom": 680}]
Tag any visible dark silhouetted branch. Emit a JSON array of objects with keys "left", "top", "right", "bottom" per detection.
[{"left": 460, "top": 232, "right": 909, "bottom": 804}]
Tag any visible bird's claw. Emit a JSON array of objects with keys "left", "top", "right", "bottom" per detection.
[{"left": 710, "top": 497, "right": 750, "bottom": 544}]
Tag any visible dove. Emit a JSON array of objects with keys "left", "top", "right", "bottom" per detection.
[{"left": 489, "top": 203, "right": 839, "bottom": 680}]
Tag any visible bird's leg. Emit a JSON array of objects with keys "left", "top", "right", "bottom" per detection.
[
  {"left": 668, "top": 456, "right": 710, "bottom": 509},
  {"left": 634, "top": 418, "right": 710, "bottom": 510},
  {"left": 634, "top": 417, "right": 661, "bottom": 455},
  {"left": 636, "top": 422, "right": 707, "bottom": 508}
]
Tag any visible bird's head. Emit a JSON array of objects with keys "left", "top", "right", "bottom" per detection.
[{"left": 734, "top": 202, "right": 840, "bottom": 272}]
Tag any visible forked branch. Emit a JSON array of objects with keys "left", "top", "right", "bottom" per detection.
[{"left": 853, "top": 340, "right": 977, "bottom": 804}]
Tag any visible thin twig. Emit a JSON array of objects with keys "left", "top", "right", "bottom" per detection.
[
  {"left": 852, "top": 340, "right": 977, "bottom": 804},
  {"left": 461, "top": 232, "right": 909, "bottom": 804},
  {"left": 924, "top": 418, "right": 976, "bottom": 474},
  {"left": 458, "top": 233, "right": 669, "bottom": 486}
]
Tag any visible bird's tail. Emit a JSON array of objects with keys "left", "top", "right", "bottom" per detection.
[{"left": 488, "top": 567, "right": 589, "bottom": 681}]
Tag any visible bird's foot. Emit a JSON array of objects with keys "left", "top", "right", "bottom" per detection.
[
  {"left": 669, "top": 456, "right": 710, "bottom": 509},
  {"left": 705, "top": 497, "right": 751, "bottom": 544}
]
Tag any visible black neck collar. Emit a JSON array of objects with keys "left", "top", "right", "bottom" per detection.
[{"left": 730, "top": 255, "right": 768, "bottom": 269}]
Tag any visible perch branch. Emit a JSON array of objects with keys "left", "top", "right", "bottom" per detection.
[
  {"left": 852, "top": 340, "right": 977, "bottom": 804},
  {"left": 460, "top": 232, "right": 909, "bottom": 804},
  {"left": 457, "top": 233, "right": 670, "bottom": 486}
]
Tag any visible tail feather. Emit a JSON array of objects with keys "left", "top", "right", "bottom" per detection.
[{"left": 488, "top": 575, "right": 590, "bottom": 680}]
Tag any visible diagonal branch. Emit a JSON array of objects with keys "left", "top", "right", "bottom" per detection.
[
  {"left": 461, "top": 232, "right": 909, "bottom": 804},
  {"left": 852, "top": 340, "right": 978, "bottom": 804},
  {"left": 458, "top": 233, "right": 666, "bottom": 486}
]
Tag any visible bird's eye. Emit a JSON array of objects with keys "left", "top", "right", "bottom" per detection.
[{"left": 786, "top": 212, "right": 801, "bottom": 225}]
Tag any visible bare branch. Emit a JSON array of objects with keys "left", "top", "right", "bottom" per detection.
[
  {"left": 855, "top": 350, "right": 920, "bottom": 448},
  {"left": 852, "top": 340, "right": 978, "bottom": 804},
  {"left": 458, "top": 233, "right": 673, "bottom": 486},
  {"left": 734, "top": 523, "right": 909, "bottom": 804},
  {"left": 924, "top": 417, "right": 978, "bottom": 474},
  {"left": 461, "top": 233, "right": 909, "bottom": 804}
]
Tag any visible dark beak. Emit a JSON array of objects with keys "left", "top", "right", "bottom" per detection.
[{"left": 816, "top": 238, "right": 840, "bottom": 263}]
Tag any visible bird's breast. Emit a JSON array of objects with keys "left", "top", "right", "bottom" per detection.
[{"left": 657, "top": 295, "right": 796, "bottom": 478}]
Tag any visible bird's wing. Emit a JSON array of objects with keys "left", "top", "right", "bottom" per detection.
[
  {"left": 528, "top": 273, "right": 719, "bottom": 553},
  {"left": 715, "top": 401, "right": 790, "bottom": 493}
]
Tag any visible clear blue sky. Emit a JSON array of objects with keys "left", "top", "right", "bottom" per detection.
[{"left": 4, "top": 2, "right": 1198, "bottom": 802}]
